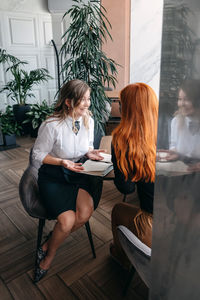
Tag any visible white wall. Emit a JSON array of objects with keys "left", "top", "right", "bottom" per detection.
[
  {"left": 48, "top": 0, "right": 88, "bottom": 13},
  {"left": 0, "top": 1, "right": 57, "bottom": 111},
  {"left": 130, "top": 0, "right": 163, "bottom": 98},
  {"left": 0, "top": 0, "right": 48, "bottom": 13}
]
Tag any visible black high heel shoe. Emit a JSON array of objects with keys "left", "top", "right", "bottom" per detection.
[
  {"left": 34, "top": 260, "right": 49, "bottom": 283},
  {"left": 34, "top": 231, "right": 52, "bottom": 283},
  {"left": 36, "top": 231, "right": 53, "bottom": 265}
]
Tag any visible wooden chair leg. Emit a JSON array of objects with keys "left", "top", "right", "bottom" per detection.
[
  {"left": 123, "top": 266, "right": 136, "bottom": 296},
  {"left": 85, "top": 221, "right": 96, "bottom": 258},
  {"left": 35, "top": 218, "right": 45, "bottom": 267}
]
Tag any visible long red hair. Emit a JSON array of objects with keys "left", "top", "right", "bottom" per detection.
[{"left": 112, "top": 83, "right": 158, "bottom": 182}]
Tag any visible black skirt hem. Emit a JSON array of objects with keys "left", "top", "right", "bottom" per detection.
[{"left": 38, "top": 164, "right": 103, "bottom": 218}]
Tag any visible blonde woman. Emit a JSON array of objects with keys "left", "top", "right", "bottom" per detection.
[
  {"left": 111, "top": 83, "right": 158, "bottom": 269},
  {"left": 32, "top": 79, "right": 104, "bottom": 282}
]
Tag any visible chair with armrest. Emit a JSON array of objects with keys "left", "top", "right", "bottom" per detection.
[
  {"left": 19, "top": 149, "right": 96, "bottom": 271},
  {"left": 117, "top": 225, "right": 151, "bottom": 295},
  {"left": 99, "top": 135, "right": 112, "bottom": 154},
  {"left": 100, "top": 135, "right": 127, "bottom": 202}
]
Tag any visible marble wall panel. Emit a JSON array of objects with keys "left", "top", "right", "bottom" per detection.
[{"left": 130, "top": 0, "right": 163, "bottom": 97}]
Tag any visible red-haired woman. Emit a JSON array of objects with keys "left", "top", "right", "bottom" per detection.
[{"left": 110, "top": 82, "right": 158, "bottom": 269}]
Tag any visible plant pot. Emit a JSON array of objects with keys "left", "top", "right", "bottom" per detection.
[
  {"left": 30, "top": 127, "right": 39, "bottom": 138},
  {"left": 4, "top": 134, "right": 16, "bottom": 146},
  {"left": 13, "top": 104, "right": 31, "bottom": 135},
  {"left": 0, "top": 128, "right": 4, "bottom": 146},
  {"left": 13, "top": 104, "right": 31, "bottom": 122}
]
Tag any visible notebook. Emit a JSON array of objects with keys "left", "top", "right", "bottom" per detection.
[{"left": 81, "top": 153, "right": 113, "bottom": 177}]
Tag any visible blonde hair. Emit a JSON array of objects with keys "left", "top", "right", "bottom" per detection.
[{"left": 112, "top": 83, "right": 158, "bottom": 182}]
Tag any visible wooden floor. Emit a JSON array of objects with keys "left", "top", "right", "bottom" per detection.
[{"left": 0, "top": 136, "right": 148, "bottom": 300}]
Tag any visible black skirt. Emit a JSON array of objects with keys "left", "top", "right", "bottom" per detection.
[{"left": 38, "top": 164, "right": 103, "bottom": 219}]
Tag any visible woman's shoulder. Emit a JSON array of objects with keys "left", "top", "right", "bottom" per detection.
[
  {"left": 89, "top": 115, "right": 94, "bottom": 123},
  {"left": 86, "top": 115, "right": 94, "bottom": 128},
  {"left": 40, "top": 117, "right": 63, "bottom": 131},
  {"left": 87, "top": 114, "right": 94, "bottom": 121},
  {"left": 171, "top": 115, "right": 179, "bottom": 126},
  {"left": 171, "top": 114, "right": 187, "bottom": 127}
]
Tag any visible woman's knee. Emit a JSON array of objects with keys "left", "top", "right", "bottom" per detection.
[
  {"left": 111, "top": 202, "right": 140, "bottom": 225},
  {"left": 76, "top": 205, "right": 94, "bottom": 224},
  {"left": 57, "top": 211, "right": 76, "bottom": 233},
  {"left": 111, "top": 203, "right": 125, "bottom": 222}
]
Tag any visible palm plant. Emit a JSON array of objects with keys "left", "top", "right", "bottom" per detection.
[
  {"left": 0, "top": 49, "right": 52, "bottom": 105},
  {"left": 60, "top": 0, "right": 118, "bottom": 133}
]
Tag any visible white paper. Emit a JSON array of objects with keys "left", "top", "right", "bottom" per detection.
[{"left": 99, "top": 152, "right": 112, "bottom": 163}]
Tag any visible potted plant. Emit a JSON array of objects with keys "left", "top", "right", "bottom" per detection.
[
  {"left": 23, "top": 100, "right": 54, "bottom": 137},
  {"left": 0, "top": 49, "right": 52, "bottom": 133},
  {"left": 0, "top": 106, "right": 22, "bottom": 146},
  {"left": 60, "top": 0, "right": 118, "bottom": 144}
]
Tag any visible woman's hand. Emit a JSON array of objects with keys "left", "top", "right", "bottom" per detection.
[
  {"left": 156, "top": 149, "right": 179, "bottom": 162},
  {"left": 187, "top": 162, "right": 200, "bottom": 172},
  {"left": 61, "top": 159, "right": 84, "bottom": 172},
  {"left": 86, "top": 149, "right": 106, "bottom": 161}
]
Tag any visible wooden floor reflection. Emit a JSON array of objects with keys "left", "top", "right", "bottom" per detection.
[{"left": 0, "top": 136, "right": 148, "bottom": 300}]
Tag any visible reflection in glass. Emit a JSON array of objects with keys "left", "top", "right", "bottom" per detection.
[
  {"left": 170, "top": 80, "right": 200, "bottom": 158},
  {"left": 151, "top": 0, "right": 200, "bottom": 299},
  {"left": 156, "top": 79, "right": 200, "bottom": 175}
]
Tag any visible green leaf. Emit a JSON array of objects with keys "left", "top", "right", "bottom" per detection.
[{"left": 0, "top": 49, "right": 52, "bottom": 105}]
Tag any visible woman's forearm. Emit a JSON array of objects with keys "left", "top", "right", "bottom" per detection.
[
  {"left": 43, "top": 154, "right": 63, "bottom": 166},
  {"left": 42, "top": 154, "right": 84, "bottom": 172}
]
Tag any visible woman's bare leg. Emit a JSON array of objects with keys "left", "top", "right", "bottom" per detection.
[
  {"left": 40, "top": 189, "right": 93, "bottom": 270},
  {"left": 72, "top": 188, "right": 94, "bottom": 232},
  {"left": 40, "top": 210, "right": 76, "bottom": 270}
]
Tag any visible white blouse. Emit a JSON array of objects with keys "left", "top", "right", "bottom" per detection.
[
  {"left": 32, "top": 116, "right": 94, "bottom": 166},
  {"left": 170, "top": 115, "right": 200, "bottom": 159}
]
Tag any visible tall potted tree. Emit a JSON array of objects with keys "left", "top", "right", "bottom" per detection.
[
  {"left": 60, "top": 0, "right": 118, "bottom": 143},
  {"left": 0, "top": 49, "right": 52, "bottom": 133}
]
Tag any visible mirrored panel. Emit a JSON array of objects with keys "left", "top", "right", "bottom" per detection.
[{"left": 151, "top": 0, "right": 200, "bottom": 299}]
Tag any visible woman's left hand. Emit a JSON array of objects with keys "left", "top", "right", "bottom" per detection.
[
  {"left": 86, "top": 149, "right": 106, "bottom": 161},
  {"left": 187, "top": 162, "right": 200, "bottom": 172},
  {"left": 61, "top": 159, "right": 84, "bottom": 172}
]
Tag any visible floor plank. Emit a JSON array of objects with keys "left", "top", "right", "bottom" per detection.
[
  {"left": 3, "top": 204, "right": 38, "bottom": 240},
  {"left": 70, "top": 275, "right": 110, "bottom": 300},
  {"left": 89, "top": 216, "right": 113, "bottom": 242},
  {"left": 38, "top": 275, "right": 77, "bottom": 300},
  {"left": 0, "top": 278, "right": 13, "bottom": 300},
  {"left": 0, "top": 209, "right": 26, "bottom": 255},
  {"left": 7, "top": 274, "right": 45, "bottom": 300},
  {"left": 58, "top": 242, "right": 111, "bottom": 286}
]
